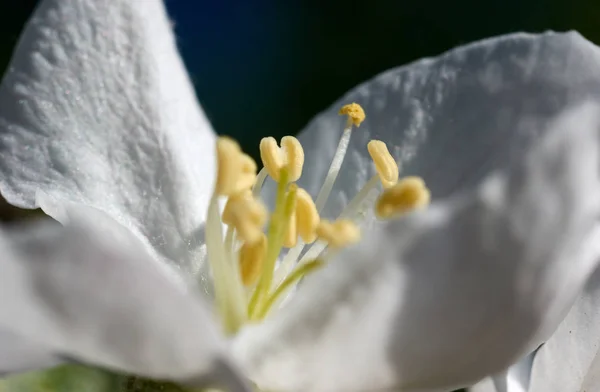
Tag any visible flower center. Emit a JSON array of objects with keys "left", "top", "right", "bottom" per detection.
[{"left": 204, "top": 103, "right": 431, "bottom": 334}]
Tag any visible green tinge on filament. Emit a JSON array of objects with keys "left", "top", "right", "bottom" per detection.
[
  {"left": 254, "top": 258, "right": 324, "bottom": 320},
  {"left": 206, "top": 195, "right": 246, "bottom": 335},
  {"left": 248, "top": 168, "right": 291, "bottom": 318}
]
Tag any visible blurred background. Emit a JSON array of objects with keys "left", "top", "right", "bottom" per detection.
[
  {"left": 0, "top": 1, "right": 598, "bottom": 390},
  {"left": 1, "top": 0, "right": 599, "bottom": 222},
  {"left": 2, "top": 0, "right": 600, "bottom": 160}
]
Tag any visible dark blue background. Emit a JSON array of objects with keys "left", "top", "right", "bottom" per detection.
[{"left": 2, "top": 0, "right": 599, "bottom": 159}]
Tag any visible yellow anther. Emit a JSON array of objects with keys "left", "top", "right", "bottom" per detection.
[
  {"left": 222, "top": 190, "right": 268, "bottom": 244},
  {"left": 339, "top": 103, "right": 366, "bottom": 127},
  {"left": 259, "top": 137, "right": 282, "bottom": 181},
  {"left": 368, "top": 140, "right": 399, "bottom": 188},
  {"left": 316, "top": 219, "right": 360, "bottom": 249},
  {"left": 282, "top": 136, "right": 304, "bottom": 182},
  {"left": 295, "top": 187, "right": 320, "bottom": 243},
  {"left": 259, "top": 136, "right": 304, "bottom": 183},
  {"left": 216, "top": 137, "right": 257, "bottom": 196},
  {"left": 375, "top": 176, "right": 430, "bottom": 219},
  {"left": 239, "top": 234, "right": 267, "bottom": 286},
  {"left": 282, "top": 185, "right": 319, "bottom": 247}
]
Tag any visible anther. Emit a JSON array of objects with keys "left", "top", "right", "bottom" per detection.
[
  {"left": 368, "top": 140, "right": 399, "bottom": 189},
  {"left": 222, "top": 190, "right": 268, "bottom": 244},
  {"left": 375, "top": 176, "right": 430, "bottom": 219},
  {"left": 282, "top": 185, "right": 319, "bottom": 247},
  {"left": 282, "top": 136, "right": 304, "bottom": 182},
  {"left": 239, "top": 234, "right": 267, "bottom": 286},
  {"left": 259, "top": 136, "right": 304, "bottom": 183},
  {"left": 316, "top": 219, "right": 360, "bottom": 249},
  {"left": 339, "top": 103, "right": 366, "bottom": 127},
  {"left": 216, "top": 137, "right": 257, "bottom": 196},
  {"left": 296, "top": 187, "right": 320, "bottom": 243}
]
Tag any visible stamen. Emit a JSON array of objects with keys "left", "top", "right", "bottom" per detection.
[
  {"left": 259, "top": 136, "right": 304, "bottom": 183},
  {"left": 216, "top": 137, "right": 257, "bottom": 196},
  {"left": 239, "top": 234, "right": 267, "bottom": 286},
  {"left": 375, "top": 176, "right": 430, "bottom": 219},
  {"left": 295, "top": 240, "right": 327, "bottom": 268},
  {"left": 338, "top": 103, "right": 366, "bottom": 127},
  {"left": 339, "top": 175, "right": 380, "bottom": 220},
  {"left": 204, "top": 103, "right": 432, "bottom": 335},
  {"left": 224, "top": 225, "right": 236, "bottom": 259},
  {"left": 272, "top": 185, "right": 320, "bottom": 284},
  {"left": 281, "top": 184, "right": 320, "bottom": 249},
  {"left": 282, "top": 136, "right": 304, "bottom": 182},
  {"left": 248, "top": 169, "right": 292, "bottom": 318},
  {"left": 295, "top": 187, "right": 320, "bottom": 243},
  {"left": 296, "top": 175, "right": 377, "bottom": 267},
  {"left": 368, "top": 140, "right": 399, "bottom": 188},
  {"left": 273, "top": 242, "right": 305, "bottom": 288},
  {"left": 314, "top": 103, "right": 366, "bottom": 211},
  {"left": 255, "top": 258, "right": 324, "bottom": 320},
  {"left": 259, "top": 137, "right": 283, "bottom": 181},
  {"left": 283, "top": 208, "right": 298, "bottom": 248},
  {"left": 252, "top": 167, "right": 269, "bottom": 197},
  {"left": 316, "top": 219, "right": 361, "bottom": 249},
  {"left": 222, "top": 190, "right": 268, "bottom": 244},
  {"left": 205, "top": 195, "right": 247, "bottom": 334}
]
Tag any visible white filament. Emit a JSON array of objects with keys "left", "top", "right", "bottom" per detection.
[
  {"left": 205, "top": 195, "right": 246, "bottom": 331},
  {"left": 314, "top": 118, "right": 353, "bottom": 212},
  {"left": 252, "top": 167, "right": 268, "bottom": 198},
  {"left": 296, "top": 175, "right": 380, "bottom": 267},
  {"left": 274, "top": 240, "right": 306, "bottom": 287}
]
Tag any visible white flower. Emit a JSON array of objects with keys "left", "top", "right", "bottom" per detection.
[
  {"left": 0, "top": 0, "right": 599, "bottom": 391},
  {"left": 471, "top": 267, "right": 600, "bottom": 392}
]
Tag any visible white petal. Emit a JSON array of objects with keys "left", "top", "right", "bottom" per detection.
[
  {"left": 295, "top": 31, "right": 600, "bottom": 219},
  {"left": 0, "top": 327, "right": 61, "bottom": 375},
  {"left": 233, "top": 103, "right": 600, "bottom": 392},
  {"left": 0, "top": 212, "right": 249, "bottom": 391},
  {"left": 470, "top": 355, "right": 535, "bottom": 392},
  {"left": 0, "top": 0, "right": 215, "bottom": 274},
  {"left": 525, "top": 264, "right": 600, "bottom": 392}
]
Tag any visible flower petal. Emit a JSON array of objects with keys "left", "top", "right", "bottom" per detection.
[
  {"left": 233, "top": 103, "right": 600, "bottom": 391},
  {"left": 0, "top": 0, "right": 215, "bottom": 274},
  {"left": 470, "top": 246, "right": 600, "bottom": 392},
  {"left": 295, "top": 31, "right": 600, "bottom": 219},
  {"left": 0, "top": 212, "right": 249, "bottom": 391},
  {"left": 0, "top": 364, "right": 125, "bottom": 392},
  {"left": 0, "top": 327, "right": 61, "bottom": 375},
  {"left": 470, "top": 355, "right": 535, "bottom": 392},
  {"left": 523, "top": 265, "right": 600, "bottom": 392}
]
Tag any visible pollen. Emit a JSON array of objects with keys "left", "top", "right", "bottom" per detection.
[
  {"left": 339, "top": 103, "right": 366, "bottom": 127},
  {"left": 216, "top": 137, "right": 257, "bottom": 196},
  {"left": 316, "top": 219, "right": 360, "bottom": 249},
  {"left": 222, "top": 190, "right": 268, "bottom": 244},
  {"left": 239, "top": 234, "right": 267, "bottom": 286},
  {"left": 368, "top": 140, "right": 399, "bottom": 188},
  {"left": 375, "top": 176, "right": 430, "bottom": 219},
  {"left": 259, "top": 136, "right": 304, "bottom": 183}
]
